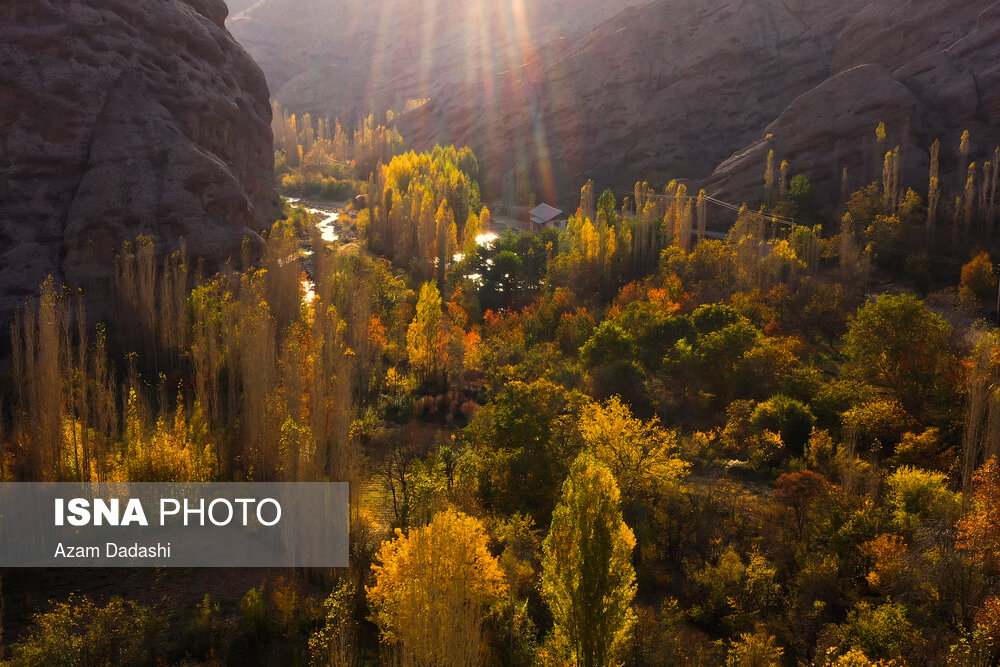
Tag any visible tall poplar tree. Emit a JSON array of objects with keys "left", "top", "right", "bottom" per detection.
[
  {"left": 542, "top": 452, "right": 636, "bottom": 667},
  {"left": 406, "top": 282, "right": 444, "bottom": 386}
]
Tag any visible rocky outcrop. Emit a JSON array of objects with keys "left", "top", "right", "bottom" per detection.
[
  {"left": 703, "top": 65, "right": 926, "bottom": 205},
  {"left": 0, "top": 0, "right": 279, "bottom": 334},
  {"left": 224, "top": 0, "right": 259, "bottom": 17},
  {"left": 707, "top": 0, "right": 1000, "bottom": 209}
]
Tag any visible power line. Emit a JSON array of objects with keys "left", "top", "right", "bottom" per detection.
[
  {"left": 616, "top": 190, "right": 798, "bottom": 227},
  {"left": 613, "top": 189, "right": 979, "bottom": 267}
]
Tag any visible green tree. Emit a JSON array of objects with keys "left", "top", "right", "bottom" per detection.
[
  {"left": 750, "top": 395, "right": 815, "bottom": 455},
  {"left": 843, "top": 294, "right": 954, "bottom": 414},
  {"left": 542, "top": 452, "right": 637, "bottom": 667},
  {"left": 467, "top": 379, "right": 586, "bottom": 524},
  {"left": 886, "top": 466, "right": 960, "bottom": 533},
  {"left": 824, "top": 602, "right": 922, "bottom": 664}
]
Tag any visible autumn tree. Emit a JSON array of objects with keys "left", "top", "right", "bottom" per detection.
[
  {"left": 960, "top": 251, "right": 997, "bottom": 305},
  {"left": 367, "top": 509, "right": 507, "bottom": 667},
  {"left": 435, "top": 199, "right": 458, "bottom": 286},
  {"left": 726, "top": 627, "right": 783, "bottom": 667},
  {"left": 7, "top": 595, "right": 163, "bottom": 665},
  {"left": 577, "top": 396, "right": 687, "bottom": 512},
  {"left": 406, "top": 282, "right": 445, "bottom": 387},
  {"left": 886, "top": 466, "right": 959, "bottom": 534},
  {"left": 773, "top": 470, "right": 827, "bottom": 543},
  {"left": 957, "top": 458, "right": 1000, "bottom": 572},
  {"left": 765, "top": 149, "right": 777, "bottom": 205},
  {"left": 928, "top": 138, "right": 941, "bottom": 233},
  {"left": 962, "top": 332, "right": 1000, "bottom": 499},
  {"left": 462, "top": 206, "right": 488, "bottom": 258},
  {"left": 542, "top": 451, "right": 637, "bottom": 667}
]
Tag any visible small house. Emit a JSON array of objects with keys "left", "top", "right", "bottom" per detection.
[{"left": 528, "top": 203, "right": 563, "bottom": 231}]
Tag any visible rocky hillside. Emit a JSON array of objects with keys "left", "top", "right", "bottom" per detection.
[
  {"left": 400, "top": 0, "right": 871, "bottom": 206},
  {"left": 229, "top": 0, "right": 999, "bottom": 211},
  {"left": 227, "top": 0, "right": 646, "bottom": 133},
  {"left": 0, "top": 0, "right": 279, "bottom": 335},
  {"left": 706, "top": 0, "right": 1000, "bottom": 207},
  {"left": 225, "top": 0, "right": 259, "bottom": 16}
]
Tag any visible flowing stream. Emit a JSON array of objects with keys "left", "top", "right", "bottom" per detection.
[{"left": 284, "top": 197, "right": 340, "bottom": 242}]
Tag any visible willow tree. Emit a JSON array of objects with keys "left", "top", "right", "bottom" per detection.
[{"left": 542, "top": 451, "right": 636, "bottom": 667}]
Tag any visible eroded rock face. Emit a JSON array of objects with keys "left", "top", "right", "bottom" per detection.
[
  {"left": 703, "top": 0, "right": 1000, "bottom": 209},
  {"left": 703, "top": 65, "right": 927, "bottom": 205},
  {"left": 0, "top": 0, "right": 279, "bottom": 333},
  {"left": 399, "top": 0, "right": 869, "bottom": 207},
  {"left": 229, "top": 0, "right": 1000, "bottom": 216}
]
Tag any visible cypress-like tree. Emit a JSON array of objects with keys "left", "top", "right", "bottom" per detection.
[
  {"left": 542, "top": 451, "right": 636, "bottom": 667},
  {"left": 696, "top": 189, "right": 708, "bottom": 243},
  {"left": 435, "top": 199, "right": 457, "bottom": 287},
  {"left": 764, "top": 149, "right": 777, "bottom": 205},
  {"left": 928, "top": 139, "right": 941, "bottom": 233},
  {"left": 964, "top": 162, "right": 977, "bottom": 235}
]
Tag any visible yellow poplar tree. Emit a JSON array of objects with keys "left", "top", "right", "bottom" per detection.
[
  {"left": 367, "top": 509, "right": 508, "bottom": 667},
  {"left": 435, "top": 199, "right": 458, "bottom": 286},
  {"left": 406, "top": 282, "right": 444, "bottom": 385}
]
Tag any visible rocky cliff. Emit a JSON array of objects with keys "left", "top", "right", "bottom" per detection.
[
  {"left": 0, "top": 0, "right": 279, "bottom": 334},
  {"left": 400, "top": 0, "right": 871, "bottom": 206},
  {"left": 706, "top": 0, "right": 1000, "bottom": 207},
  {"left": 229, "top": 0, "right": 999, "bottom": 214}
]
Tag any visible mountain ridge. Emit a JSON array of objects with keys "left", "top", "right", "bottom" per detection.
[{"left": 228, "top": 0, "right": 1000, "bottom": 210}]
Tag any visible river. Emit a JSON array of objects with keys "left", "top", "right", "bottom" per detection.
[{"left": 284, "top": 197, "right": 341, "bottom": 242}]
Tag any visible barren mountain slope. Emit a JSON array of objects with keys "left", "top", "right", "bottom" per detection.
[
  {"left": 229, "top": 0, "right": 1000, "bottom": 210},
  {"left": 399, "top": 0, "right": 869, "bottom": 205},
  {"left": 229, "top": 0, "right": 647, "bottom": 118},
  {"left": 707, "top": 0, "right": 1000, "bottom": 207}
]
